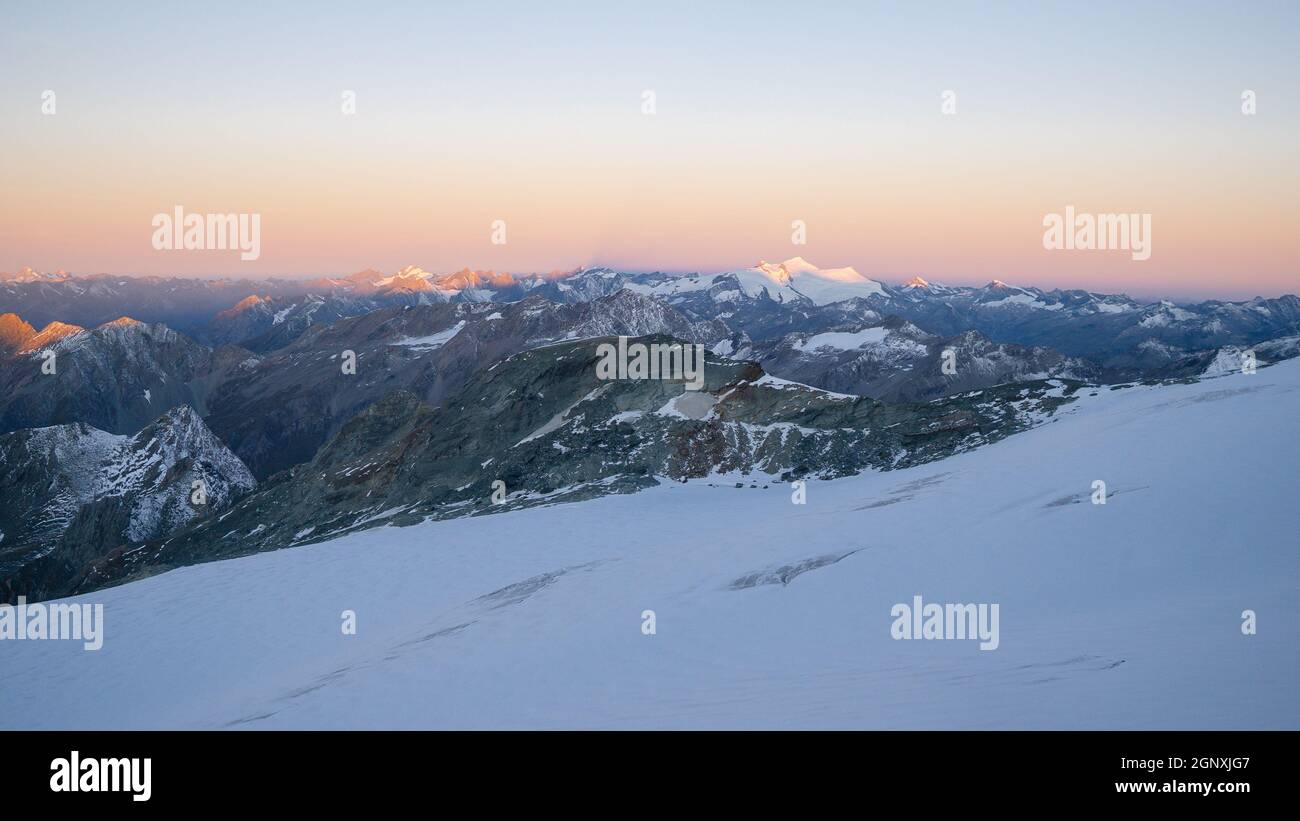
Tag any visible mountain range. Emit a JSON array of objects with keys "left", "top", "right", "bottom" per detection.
[
  {"left": 8, "top": 260, "right": 1299, "bottom": 356},
  {"left": 6, "top": 347, "right": 1298, "bottom": 729},
  {"left": 2, "top": 259, "right": 1298, "bottom": 602}
]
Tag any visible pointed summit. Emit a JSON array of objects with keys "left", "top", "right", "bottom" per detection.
[
  {"left": 393, "top": 265, "right": 434, "bottom": 280},
  {"left": 216, "top": 295, "right": 268, "bottom": 320},
  {"left": 19, "top": 321, "right": 87, "bottom": 353},
  {"left": 902, "top": 276, "right": 930, "bottom": 289},
  {"left": 0, "top": 313, "right": 37, "bottom": 354},
  {"left": 101, "top": 316, "right": 144, "bottom": 328}
]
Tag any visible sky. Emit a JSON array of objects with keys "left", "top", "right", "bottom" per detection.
[{"left": 1, "top": 0, "right": 1297, "bottom": 301}]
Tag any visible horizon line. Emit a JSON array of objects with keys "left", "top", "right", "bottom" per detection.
[{"left": 4, "top": 263, "right": 1296, "bottom": 305}]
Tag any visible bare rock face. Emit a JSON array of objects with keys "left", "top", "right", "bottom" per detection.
[
  {"left": 0, "top": 405, "right": 254, "bottom": 602},
  {"left": 753, "top": 318, "right": 1103, "bottom": 402},
  {"left": 0, "top": 317, "right": 215, "bottom": 436},
  {"left": 0, "top": 312, "right": 37, "bottom": 356},
  {"left": 0, "top": 421, "right": 122, "bottom": 577},
  {"left": 70, "top": 334, "right": 1078, "bottom": 596},
  {"left": 3, "top": 267, "right": 1298, "bottom": 610},
  {"left": 203, "top": 291, "right": 731, "bottom": 479}
]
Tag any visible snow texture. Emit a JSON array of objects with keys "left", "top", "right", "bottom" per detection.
[{"left": 2, "top": 361, "right": 1297, "bottom": 729}]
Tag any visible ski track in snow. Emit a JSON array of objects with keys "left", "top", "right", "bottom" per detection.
[{"left": 2, "top": 362, "right": 1298, "bottom": 729}]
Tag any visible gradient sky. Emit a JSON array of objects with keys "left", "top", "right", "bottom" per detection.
[{"left": 1, "top": 1, "right": 1297, "bottom": 300}]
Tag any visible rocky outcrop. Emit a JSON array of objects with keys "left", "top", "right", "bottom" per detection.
[
  {"left": 0, "top": 317, "right": 216, "bottom": 436},
  {"left": 67, "top": 335, "right": 1079, "bottom": 596},
  {"left": 0, "top": 406, "right": 254, "bottom": 602}
]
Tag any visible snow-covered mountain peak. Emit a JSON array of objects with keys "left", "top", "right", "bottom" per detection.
[
  {"left": 438, "top": 268, "right": 514, "bottom": 292},
  {"left": 393, "top": 265, "right": 434, "bottom": 280},
  {"left": 756, "top": 257, "right": 869, "bottom": 283},
  {"left": 754, "top": 259, "right": 795, "bottom": 285},
  {"left": 746, "top": 258, "right": 886, "bottom": 304},
  {"left": 1139, "top": 301, "right": 1198, "bottom": 327},
  {"left": 0, "top": 267, "right": 72, "bottom": 283}
]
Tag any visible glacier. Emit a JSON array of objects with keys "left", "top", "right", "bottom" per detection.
[{"left": 1, "top": 359, "right": 1297, "bottom": 729}]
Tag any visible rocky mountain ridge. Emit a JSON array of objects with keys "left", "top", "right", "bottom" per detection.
[{"left": 1, "top": 405, "right": 254, "bottom": 600}]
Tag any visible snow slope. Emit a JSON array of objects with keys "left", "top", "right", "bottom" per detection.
[
  {"left": 389, "top": 320, "right": 466, "bottom": 351},
  {"left": 752, "top": 257, "right": 887, "bottom": 304},
  {"left": 794, "top": 327, "right": 891, "bottom": 350},
  {"left": 2, "top": 362, "right": 1297, "bottom": 729},
  {"left": 627, "top": 257, "right": 886, "bottom": 306}
]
